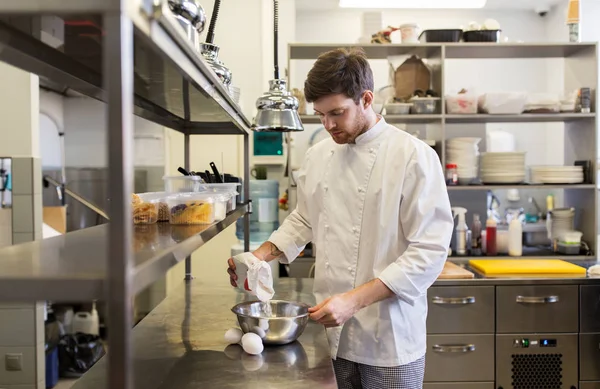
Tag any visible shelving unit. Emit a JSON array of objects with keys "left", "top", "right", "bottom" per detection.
[
  {"left": 289, "top": 42, "right": 598, "bottom": 259},
  {"left": 0, "top": 2, "right": 252, "bottom": 389}
]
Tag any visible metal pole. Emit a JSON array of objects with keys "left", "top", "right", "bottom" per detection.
[
  {"left": 183, "top": 80, "right": 193, "bottom": 280},
  {"left": 244, "top": 132, "right": 250, "bottom": 252},
  {"left": 104, "top": 6, "right": 134, "bottom": 389}
]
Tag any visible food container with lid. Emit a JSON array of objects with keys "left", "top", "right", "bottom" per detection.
[
  {"left": 163, "top": 175, "right": 203, "bottom": 193},
  {"left": 166, "top": 193, "right": 216, "bottom": 225},
  {"left": 132, "top": 193, "right": 159, "bottom": 225},
  {"left": 399, "top": 23, "right": 420, "bottom": 43},
  {"left": 410, "top": 97, "right": 440, "bottom": 114},
  {"left": 213, "top": 193, "right": 235, "bottom": 221},
  {"left": 197, "top": 183, "right": 240, "bottom": 211},
  {"left": 446, "top": 94, "right": 478, "bottom": 114},
  {"left": 384, "top": 102, "right": 412, "bottom": 115},
  {"left": 137, "top": 192, "right": 169, "bottom": 222}
]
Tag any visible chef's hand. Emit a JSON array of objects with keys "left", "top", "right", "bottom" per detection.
[
  {"left": 308, "top": 293, "right": 359, "bottom": 328},
  {"left": 227, "top": 258, "right": 237, "bottom": 287}
]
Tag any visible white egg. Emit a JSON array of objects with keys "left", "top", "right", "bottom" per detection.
[
  {"left": 241, "top": 353, "right": 264, "bottom": 371},
  {"left": 241, "top": 332, "right": 264, "bottom": 355},
  {"left": 251, "top": 325, "right": 266, "bottom": 339},
  {"left": 258, "top": 318, "right": 270, "bottom": 331},
  {"left": 224, "top": 327, "right": 243, "bottom": 344}
]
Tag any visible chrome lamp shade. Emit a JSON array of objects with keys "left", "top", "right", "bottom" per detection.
[{"left": 252, "top": 79, "right": 304, "bottom": 132}]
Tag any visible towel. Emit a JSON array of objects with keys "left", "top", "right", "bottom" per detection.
[{"left": 232, "top": 252, "right": 275, "bottom": 302}]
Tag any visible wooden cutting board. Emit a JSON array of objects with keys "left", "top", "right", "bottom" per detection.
[
  {"left": 468, "top": 259, "right": 586, "bottom": 275},
  {"left": 437, "top": 261, "right": 475, "bottom": 279}
]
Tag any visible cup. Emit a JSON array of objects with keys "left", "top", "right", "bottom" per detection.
[{"left": 251, "top": 166, "right": 267, "bottom": 180}]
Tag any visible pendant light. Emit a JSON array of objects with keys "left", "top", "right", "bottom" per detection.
[
  {"left": 252, "top": 0, "right": 304, "bottom": 132},
  {"left": 201, "top": 0, "right": 232, "bottom": 86}
]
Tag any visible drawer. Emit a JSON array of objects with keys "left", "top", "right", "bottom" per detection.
[
  {"left": 580, "top": 333, "right": 600, "bottom": 381},
  {"left": 424, "top": 334, "right": 494, "bottom": 382},
  {"left": 496, "top": 285, "right": 578, "bottom": 333},
  {"left": 581, "top": 286, "right": 600, "bottom": 332},
  {"left": 424, "top": 384, "right": 494, "bottom": 389},
  {"left": 496, "top": 333, "right": 578, "bottom": 389},
  {"left": 427, "top": 286, "right": 494, "bottom": 334},
  {"left": 581, "top": 383, "right": 600, "bottom": 389}
]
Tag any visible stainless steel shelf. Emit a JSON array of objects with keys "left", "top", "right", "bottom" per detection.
[
  {"left": 447, "top": 184, "right": 596, "bottom": 191},
  {"left": 0, "top": 205, "right": 247, "bottom": 302},
  {"left": 300, "top": 114, "right": 442, "bottom": 124},
  {"left": 446, "top": 113, "right": 596, "bottom": 123},
  {"left": 289, "top": 43, "right": 443, "bottom": 60},
  {"left": 0, "top": 8, "right": 251, "bottom": 135}
]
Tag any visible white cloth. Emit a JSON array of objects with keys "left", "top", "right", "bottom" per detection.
[
  {"left": 232, "top": 252, "right": 275, "bottom": 302},
  {"left": 269, "top": 117, "right": 453, "bottom": 367}
]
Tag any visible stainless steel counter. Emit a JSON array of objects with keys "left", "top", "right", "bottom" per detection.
[{"left": 72, "top": 278, "right": 337, "bottom": 389}]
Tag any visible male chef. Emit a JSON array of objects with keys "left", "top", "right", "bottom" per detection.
[{"left": 228, "top": 47, "right": 454, "bottom": 389}]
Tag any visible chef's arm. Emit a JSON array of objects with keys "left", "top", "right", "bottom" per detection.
[{"left": 375, "top": 147, "right": 454, "bottom": 306}]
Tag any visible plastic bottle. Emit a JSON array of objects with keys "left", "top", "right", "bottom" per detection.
[
  {"left": 471, "top": 213, "right": 482, "bottom": 256},
  {"left": 508, "top": 217, "right": 523, "bottom": 257},
  {"left": 485, "top": 213, "right": 497, "bottom": 256},
  {"left": 452, "top": 207, "right": 469, "bottom": 256}
]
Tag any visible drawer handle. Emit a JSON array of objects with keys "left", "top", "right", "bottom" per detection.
[
  {"left": 432, "top": 296, "right": 476, "bottom": 305},
  {"left": 516, "top": 295, "right": 559, "bottom": 304},
  {"left": 432, "top": 344, "right": 476, "bottom": 353}
]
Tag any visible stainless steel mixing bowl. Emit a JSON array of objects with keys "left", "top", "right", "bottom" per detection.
[{"left": 231, "top": 300, "right": 311, "bottom": 345}]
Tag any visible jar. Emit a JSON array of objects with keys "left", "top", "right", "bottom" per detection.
[
  {"left": 399, "top": 23, "right": 420, "bottom": 43},
  {"left": 446, "top": 163, "right": 458, "bottom": 185}
]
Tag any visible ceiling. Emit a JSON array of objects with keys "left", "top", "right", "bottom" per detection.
[{"left": 296, "top": 0, "right": 563, "bottom": 11}]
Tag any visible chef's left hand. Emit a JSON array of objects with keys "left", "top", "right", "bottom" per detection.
[{"left": 308, "top": 293, "right": 359, "bottom": 327}]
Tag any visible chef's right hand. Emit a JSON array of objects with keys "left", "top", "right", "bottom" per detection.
[{"left": 227, "top": 258, "right": 237, "bottom": 287}]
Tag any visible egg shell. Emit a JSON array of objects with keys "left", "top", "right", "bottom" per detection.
[
  {"left": 241, "top": 332, "right": 264, "bottom": 355},
  {"left": 224, "top": 327, "right": 243, "bottom": 344},
  {"left": 251, "top": 325, "right": 266, "bottom": 339}
]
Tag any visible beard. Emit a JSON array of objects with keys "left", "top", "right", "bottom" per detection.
[{"left": 329, "top": 111, "right": 370, "bottom": 145}]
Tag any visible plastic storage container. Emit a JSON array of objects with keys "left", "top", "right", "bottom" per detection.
[
  {"left": 213, "top": 193, "right": 234, "bottom": 221},
  {"left": 131, "top": 193, "right": 159, "bottom": 225},
  {"left": 384, "top": 102, "right": 412, "bottom": 114},
  {"left": 138, "top": 192, "right": 169, "bottom": 222},
  {"left": 462, "top": 29, "right": 501, "bottom": 42},
  {"left": 167, "top": 193, "right": 216, "bottom": 225},
  {"left": 446, "top": 94, "right": 478, "bottom": 114},
  {"left": 236, "top": 180, "right": 279, "bottom": 243},
  {"left": 419, "top": 29, "right": 462, "bottom": 42},
  {"left": 399, "top": 23, "right": 420, "bottom": 43},
  {"left": 197, "top": 182, "right": 240, "bottom": 212},
  {"left": 163, "top": 175, "right": 203, "bottom": 193},
  {"left": 410, "top": 97, "right": 439, "bottom": 114},
  {"left": 478, "top": 92, "right": 527, "bottom": 114}
]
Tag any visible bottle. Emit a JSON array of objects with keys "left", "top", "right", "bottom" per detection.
[
  {"left": 567, "top": 0, "right": 580, "bottom": 43},
  {"left": 486, "top": 213, "right": 497, "bottom": 256},
  {"left": 452, "top": 207, "right": 469, "bottom": 256},
  {"left": 508, "top": 217, "right": 523, "bottom": 257},
  {"left": 471, "top": 213, "right": 482, "bottom": 256}
]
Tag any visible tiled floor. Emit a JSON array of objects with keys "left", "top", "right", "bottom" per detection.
[{"left": 53, "top": 378, "right": 78, "bottom": 389}]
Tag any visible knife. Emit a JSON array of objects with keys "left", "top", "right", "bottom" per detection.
[{"left": 210, "top": 162, "right": 224, "bottom": 183}]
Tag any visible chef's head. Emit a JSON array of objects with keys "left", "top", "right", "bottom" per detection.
[{"left": 305, "top": 47, "right": 376, "bottom": 144}]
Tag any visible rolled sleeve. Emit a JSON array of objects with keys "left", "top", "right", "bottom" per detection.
[{"left": 378, "top": 146, "right": 454, "bottom": 305}]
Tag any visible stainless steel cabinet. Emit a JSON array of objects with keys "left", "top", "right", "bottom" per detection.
[
  {"left": 427, "top": 286, "right": 494, "bottom": 334},
  {"left": 581, "top": 286, "right": 600, "bottom": 332},
  {"left": 496, "top": 334, "right": 578, "bottom": 389},
  {"left": 580, "top": 382, "right": 600, "bottom": 389},
  {"left": 496, "top": 285, "right": 578, "bottom": 333},
  {"left": 424, "top": 335, "right": 495, "bottom": 382},
  {"left": 423, "top": 383, "right": 494, "bottom": 389},
  {"left": 580, "top": 333, "right": 600, "bottom": 381}
]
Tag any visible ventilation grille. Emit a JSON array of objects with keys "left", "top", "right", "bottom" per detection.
[{"left": 511, "top": 353, "right": 563, "bottom": 389}]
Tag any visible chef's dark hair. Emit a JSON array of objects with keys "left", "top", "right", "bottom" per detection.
[{"left": 304, "top": 47, "right": 374, "bottom": 104}]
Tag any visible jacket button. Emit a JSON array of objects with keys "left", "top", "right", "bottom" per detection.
[
  {"left": 347, "top": 266, "right": 352, "bottom": 271},
  {"left": 357, "top": 187, "right": 363, "bottom": 193},
  {"left": 326, "top": 262, "right": 330, "bottom": 267},
  {"left": 369, "top": 148, "right": 375, "bottom": 153}
]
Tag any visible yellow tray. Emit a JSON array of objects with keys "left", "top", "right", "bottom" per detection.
[{"left": 469, "top": 259, "right": 586, "bottom": 275}]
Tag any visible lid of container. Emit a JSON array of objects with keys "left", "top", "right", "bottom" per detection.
[
  {"left": 198, "top": 183, "right": 241, "bottom": 192},
  {"left": 399, "top": 23, "right": 419, "bottom": 28},
  {"left": 446, "top": 163, "right": 458, "bottom": 168},
  {"left": 167, "top": 192, "right": 217, "bottom": 203},
  {"left": 137, "top": 191, "right": 167, "bottom": 201},
  {"left": 162, "top": 175, "right": 203, "bottom": 181}
]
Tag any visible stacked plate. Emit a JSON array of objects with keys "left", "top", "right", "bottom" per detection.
[
  {"left": 446, "top": 137, "right": 480, "bottom": 184},
  {"left": 530, "top": 165, "right": 584, "bottom": 184},
  {"left": 548, "top": 208, "right": 575, "bottom": 241},
  {"left": 480, "top": 152, "right": 526, "bottom": 184}
]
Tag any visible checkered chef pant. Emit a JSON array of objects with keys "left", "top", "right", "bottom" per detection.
[{"left": 333, "top": 356, "right": 425, "bottom": 389}]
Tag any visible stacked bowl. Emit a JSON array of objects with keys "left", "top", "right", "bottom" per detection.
[
  {"left": 529, "top": 165, "right": 584, "bottom": 184},
  {"left": 548, "top": 208, "right": 576, "bottom": 241},
  {"left": 446, "top": 137, "right": 481, "bottom": 184},
  {"left": 480, "top": 152, "right": 526, "bottom": 184}
]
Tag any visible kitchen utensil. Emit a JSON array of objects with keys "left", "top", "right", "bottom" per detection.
[
  {"left": 231, "top": 300, "right": 311, "bottom": 345},
  {"left": 468, "top": 259, "right": 586, "bottom": 276},
  {"left": 177, "top": 167, "right": 191, "bottom": 176},
  {"left": 210, "top": 162, "right": 224, "bottom": 183},
  {"left": 437, "top": 261, "right": 474, "bottom": 279},
  {"left": 204, "top": 170, "right": 212, "bottom": 183}
]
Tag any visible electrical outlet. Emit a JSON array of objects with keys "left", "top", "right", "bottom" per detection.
[{"left": 5, "top": 353, "right": 22, "bottom": 371}]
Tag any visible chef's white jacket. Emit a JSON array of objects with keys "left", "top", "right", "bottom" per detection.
[{"left": 269, "top": 117, "right": 454, "bottom": 367}]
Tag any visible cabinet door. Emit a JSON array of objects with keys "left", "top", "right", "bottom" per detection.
[
  {"left": 424, "top": 335, "right": 494, "bottom": 382},
  {"left": 427, "top": 286, "right": 494, "bottom": 334},
  {"left": 496, "top": 285, "right": 578, "bottom": 333},
  {"left": 581, "top": 286, "right": 600, "bottom": 332},
  {"left": 424, "top": 384, "right": 494, "bottom": 389},
  {"left": 580, "top": 382, "right": 600, "bottom": 389},
  {"left": 580, "top": 334, "right": 600, "bottom": 381}
]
